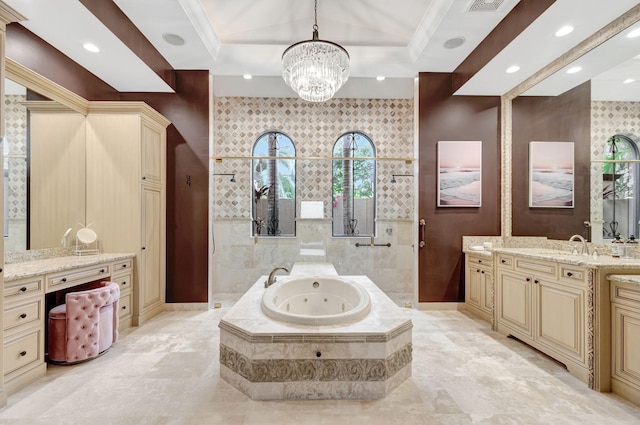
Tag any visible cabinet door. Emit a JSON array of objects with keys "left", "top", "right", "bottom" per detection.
[
  {"left": 535, "top": 279, "right": 585, "bottom": 361},
  {"left": 466, "top": 267, "right": 482, "bottom": 309},
  {"left": 141, "top": 122, "right": 162, "bottom": 185},
  {"left": 612, "top": 304, "right": 640, "bottom": 387},
  {"left": 141, "top": 186, "right": 163, "bottom": 310},
  {"left": 497, "top": 270, "right": 533, "bottom": 337}
]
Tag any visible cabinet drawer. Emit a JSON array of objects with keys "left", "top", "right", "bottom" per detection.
[
  {"left": 113, "top": 273, "right": 132, "bottom": 294},
  {"left": 5, "top": 278, "right": 43, "bottom": 299},
  {"left": 612, "top": 282, "right": 640, "bottom": 306},
  {"left": 4, "top": 329, "right": 42, "bottom": 375},
  {"left": 514, "top": 257, "right": 557, "bottom": 278},
  {"left": 119, "top": 292, "right": 132, "bottom": 320},
  {"left": 560, "top": 266, "right": 587, "bottom": 285},
  {"left": 4, "top": 298, "right": 43, "bottom": 331},
  {"left": 467, "top": 255, "right": 491, "bottom": 267},
  {"left": 497, "top": 254, "right": 513, "bottom": 269},
  {"left": 112, "top": 259, "right": 133, "bottom": 274},
  {"left": 46, "top": 264, "right": 110, "bottom": 292}
]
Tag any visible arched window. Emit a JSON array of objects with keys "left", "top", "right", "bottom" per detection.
[
  {"left": 332, "top": 132, "right": 376, "bottom": 237},
  {"left": 603, "top": 134, "right": 640, "bottom": 239},
  {"left": 252, "top": 132, "right": 296, "bottom": 236}
]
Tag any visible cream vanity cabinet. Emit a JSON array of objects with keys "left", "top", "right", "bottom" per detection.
[
  {"left": 610, "top": 278, "right": 640, "bottom": 405},
  {"left": 85, "top": 102, "right": 170, "bottom": 326},
  {"left": 464, "top": 253, "right": 494, "bottom": 325},
  {"left": 496, "top": 253, "right": 591, "bottom": 384},
  {"left": 2, "top": 276, "right": 45, "bottom": 394}
]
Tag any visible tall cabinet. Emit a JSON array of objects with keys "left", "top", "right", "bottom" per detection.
[{"left": 85, "top": 102, "right": 170, "bottom": 327}]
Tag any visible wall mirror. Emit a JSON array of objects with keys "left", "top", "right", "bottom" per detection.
[
  {"left": 3, "top": 74, "right": 87, "bottom": 253},
  {"left": 513, "top": 18, "right": 640, "bottom": 243}
]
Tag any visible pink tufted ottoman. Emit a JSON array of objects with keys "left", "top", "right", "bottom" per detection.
[{"left": 48, "top": 281, "right": 120, "bottom": 364}]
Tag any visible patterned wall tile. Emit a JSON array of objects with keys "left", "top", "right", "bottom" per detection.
[
  {"left": 212, "top": 97, "right": 414, "bottom": 221},
  {"left": 4, "top": 95, "right": 27, "bottom": 219}
]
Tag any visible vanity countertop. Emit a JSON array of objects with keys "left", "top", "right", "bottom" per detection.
[
  {"left": 608, "top": 274, "right": 640, "bottom": 287},
  {"left": 491, "top": 247, "right": 640, "bottom": 268},
  {"left": 462, "top": 248, "right": 494, "bottom": 259},
  {"left": 4, "top": 253, "right": 135, "bottom": 282}
]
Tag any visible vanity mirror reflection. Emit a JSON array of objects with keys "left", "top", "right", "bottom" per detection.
[
  {"left": 3, "top": 76, "right": 86, "bottom": 253},
  {"left": 511, "top": 17, "right": 640, "bottom": 243}
]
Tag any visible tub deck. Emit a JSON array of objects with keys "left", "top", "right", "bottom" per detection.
[{"left": 218, "top": 267, "right": 413, "bottom": 400}]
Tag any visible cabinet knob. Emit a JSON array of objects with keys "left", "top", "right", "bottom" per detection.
[
  {"left": 534, "top": 279, "right": 539, "bottom": 284},
  {"left": 476, "top": 269, "right": 480, "bottom": 273},
  {"left": 19, "top": 287, "right": 27, "bottom": 292},
  {"left": 122, "top": 264, "right": 127, "bottom": 268},
  {"left": 567, "top": 272, "right": 573, "bottom": 277},
  {"left": 122, "top": 306, "right": 127, "bottom": 310},
  {"left": 501, "top": 259, "right": 506, "bottom": 264},
  {"left": 19, "top": 313, "right": 27, "bottom": 319},
  {"left": 122, "top": 281, "right": 127, "bottom": 286},
  {"left": 0, "top": 267, "right": 3, "bottom": 273},
  {"left": 141, "top": 247, "right": 146, "bottom": 250},
  {"left": 61, "top": 278, "right": 67, "bottom": 283},
  {"left": 526, "top": 278, "right": 531, "bottom": 282},
  {"left": 478, "top": 260, "right": 482, "bottom": 263},
  {"left": 142, "top": 176, "right": 147, "bottom": 180},
  {"left": 481, "top": 271, "right": 485, "bottom": 274},
  {"left": 100, "top": 269, "right": 105, "bottom": 273},
  {"left": 19, "top": 351, "right": 27, "bottom": 357}
]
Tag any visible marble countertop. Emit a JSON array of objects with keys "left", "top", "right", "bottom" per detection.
[
  {"left": 608, "top": 274, "right": 640, "bottom": 287},
  {"left": 490, "top": 247, "right": 640, "bottom": 268},
  {"left": 462, "top": 248, "right": 493, "bottom": 258},
  {"left": 4, "top": 253, "right": 135, "bottom": 282}
]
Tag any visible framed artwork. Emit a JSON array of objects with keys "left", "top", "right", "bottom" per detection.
[
  {"left": 437, "top": 141, "right": 482, "bottom": 207},
  {"left": 529, "top": 141, "right": 574, "bottom": 208}
]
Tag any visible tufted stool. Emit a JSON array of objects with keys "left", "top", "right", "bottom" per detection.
[{"left": 48, "top": 281, "right": 120, "bottom": 364}]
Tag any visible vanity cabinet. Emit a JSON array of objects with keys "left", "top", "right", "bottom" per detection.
[
  {"left": 610, "top": 280, "right": 640, "bottom": 405},
  {"left": 85, "top": 102, "right": 170, "bottom": 327},
  {"left": 2, "top": 277, "right": 45, "bottom": 394},
  {"left": 111, "top": 259, "right": 134, "bottom": 329},
  {"left": 496, "top": 254, "right": 590, "bottom": 384},
  {"left": 464, "top": 253, "right": 494, "bottom": 325}
]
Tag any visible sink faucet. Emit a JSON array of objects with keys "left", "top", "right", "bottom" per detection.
[
  {"left": 569, "top": 234, "right": 589, "bottom": 256},
  {"left": 265, "top": 267, "right": 289, "bottom": 288}
]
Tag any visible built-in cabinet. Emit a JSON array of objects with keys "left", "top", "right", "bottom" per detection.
[
  {"left": 610, "top": 279, "right": 640, "bottom": 405},
  {"left": 496, "top": 254, "right": 591, "bottom": 384},
  {"left": 85, "top": 103, "right": 169, "bottom": 326},
  {"left": 464, "top": 253, "right": 494, "bottom": 325}
]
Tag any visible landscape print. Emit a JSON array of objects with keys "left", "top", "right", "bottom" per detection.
[
  {"left": 437, "top": 141, "right": 482, "bottom": 207},
  {"left": 529, "top": 141, "right": 574, "bottom": 208}
]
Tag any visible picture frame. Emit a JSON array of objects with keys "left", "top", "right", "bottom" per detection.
[
  {"left": 529, "top": 141, "right": 574, "bottom": 208},
  {"left": 437, "top": 141, "right": 482, "bottom": 207}
]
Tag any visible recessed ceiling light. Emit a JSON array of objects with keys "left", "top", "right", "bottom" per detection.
[
  {"left": 162, "top": 33, "right": 185, "bottom": 46},
  {"left": 243, "top": 74, "right": 253, "bottom": 80},
  {"left": 376, "top": 76, "right": 386, "bottom": 81},
  {"left": 624, "top": 78, "right": 635, "bottom": 84},
  {"left": 627, "top": 28, "right": 640, "bottom": 38},
  {"left": 83, "top": 43, "right": 100, "bottom": 53},
  {"left": 566, "top": 66, "right": 582, "bottom": 74},
  {"left": 555, "top": 26, "right": 574, "bottom": 37},
  {"left": 506, "top": 65, "right": 520, "bottom": 74},
  {"left": 443, "top": 37, "right": 465, "bottom": 49}
]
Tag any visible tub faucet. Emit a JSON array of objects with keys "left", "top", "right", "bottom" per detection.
[
  {"left": 569, "top": 234, "right": 589, "bottom": 256},
  {"left": 265, "top": 267, "right": 289, "bottom": 288}
]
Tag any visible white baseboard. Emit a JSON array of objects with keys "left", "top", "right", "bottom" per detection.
[
  {"left": 164, "top": 303, "right": 208, "bottom": 311},
  {"left": 416, "top": 302, "right": 463, "bottom": 311}
]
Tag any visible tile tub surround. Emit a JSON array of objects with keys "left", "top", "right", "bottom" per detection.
[{"left": 219, "top": 274, "right": 413, "bottom": 400}]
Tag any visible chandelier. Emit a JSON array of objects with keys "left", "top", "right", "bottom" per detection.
[{"left": 282, "top": 0, "right": 350, "bottom": 102}]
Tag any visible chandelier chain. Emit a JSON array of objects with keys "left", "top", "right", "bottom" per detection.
[{"left": 314, "top": 0, "right": 318, "bottom": 30}]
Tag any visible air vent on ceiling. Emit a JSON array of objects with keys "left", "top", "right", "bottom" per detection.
[{"left": 467, "top": 0, "right": 505, "bottom": 12}]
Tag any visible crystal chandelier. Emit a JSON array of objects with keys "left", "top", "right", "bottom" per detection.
[{"left": 282, "top": 0, "right": 350, "bottom": 102}]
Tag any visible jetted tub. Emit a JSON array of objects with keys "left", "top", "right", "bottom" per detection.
[{"left": 261, "top": 276, "right": 371, "bottom": 325}]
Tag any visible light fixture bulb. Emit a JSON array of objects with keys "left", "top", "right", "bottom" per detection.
[
  {"left": 624, "top": 78, "right": 635, "bottom": 84},
  {"left": 376, "top": 76, "right": 386, "bottom": 81},
  {"left": 506, "top": 65, "right": 520, "bottom": 74},
  {"left": 566, "top": 66, "right": 582, "bottom": 74},
  {"left": 83, "top": 43, "right": 100, "bottom": 53},
  {"left": 627, "top": 28, "right": 640, "bottom": 38},
  {"left": 243, "top": 74, "right": 253, "bottom": 80},
  {"left": 555, "top": 26, "right": 574, "bottom": 37}
]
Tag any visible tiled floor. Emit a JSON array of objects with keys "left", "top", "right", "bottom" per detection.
[{"left": 1, "top": 307, "right": 639, "bottom": 424}]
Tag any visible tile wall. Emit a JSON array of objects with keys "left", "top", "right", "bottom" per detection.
[{"left": 211, "top": 97, "right": 415, "bottom": 299}]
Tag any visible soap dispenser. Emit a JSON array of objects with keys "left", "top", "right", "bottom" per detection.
[
  {"left": 612, "top": 235, "right": 625, "bottom": 258},
  {"left": 626, "top": 235, "right": 638, "bottom": 259}
]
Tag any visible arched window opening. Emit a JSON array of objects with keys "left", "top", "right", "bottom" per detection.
[
  {"left": 252, "top": 132, "right": 296, "bottom": 237},
  {"left": 332, "top": 132, "right": 376, "bottom": 237},
  {"left": 603, "top": 134, "right": 640, "bottom": 239}
]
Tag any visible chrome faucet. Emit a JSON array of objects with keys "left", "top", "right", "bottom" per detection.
[
  {"left": 265, "top": 267, "right": 289, "bottom": 288},
  {"left": 569, "top": 234, "right": 589, "bottom": 256}
]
